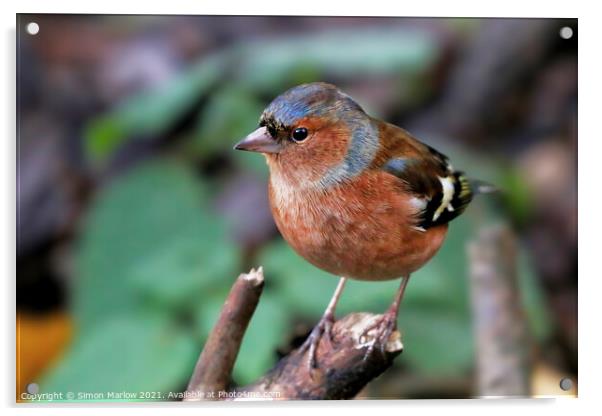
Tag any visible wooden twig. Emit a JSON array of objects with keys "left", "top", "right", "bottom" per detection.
[
  {"left": 236, "top": 313, "right": 403, "bottom": 400},
  {"left": 185, "top": 268, "right": 403, "bottom": 401},
  {"left": 185, "top": 267, "right": 265, "bottom": 400},
  {"left": 468, "top": 224, "right": 533, "bottom": 397}
]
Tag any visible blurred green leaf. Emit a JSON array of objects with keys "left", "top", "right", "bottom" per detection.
[
  {"left": 232, "top": 293, "right": 288, "bottom": 384},
  {"left": 85, "top": 54, "right": 225, "bottom": 162},
  {"left": 234, "top": 29, "right": 438, "bottom": 92},
  {"left": 194, "top": 292, "right": 229, "bottom": 338},
  {"left": 193, "top": 284, "right": 288, "bottom": 385},
  {"left": 40, "top": 314, "right": 197, "bottom": 400},
  {"left": 194, "top": 86, "right": 264, "bottom": 155},
  {"left": 194, "top": 86, "right": 269, "bottom": 177},
  {"left": 517, "top": 244, "right": 553, "bottom": 340},
  {"left": 128, "top": 235, "right": 236, "bottom": 308},
  {"left": 398, "top": 308, "right": 473, "bottom": 375},
  {"left": 75, "top": 159, "right": 237, "bottom": 329}
]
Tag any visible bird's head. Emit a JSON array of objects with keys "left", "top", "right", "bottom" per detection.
[{"left": 234, "top": 82, "right": 379, "bottom": 188}]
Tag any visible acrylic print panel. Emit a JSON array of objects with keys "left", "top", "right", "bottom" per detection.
[{"left": 16, "top": 14, "right": 577, "bottom": 402}]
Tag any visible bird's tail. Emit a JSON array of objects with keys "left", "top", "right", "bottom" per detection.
[{"left": 469, "top": 179, "right": 498, "bottom": 195}]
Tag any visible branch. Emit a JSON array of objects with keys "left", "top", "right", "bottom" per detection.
[
  {"left": 468, "top": 224, "right": 533, "bottom": 397},
  {"left": 185, "top": 268, "right": 403, "bottom": 401},
  {"left": 185, "top": 267, "right": 265, "bottom": 398},
  {"left": 236, "top": 312, "right": 402, "bottom": 400}
]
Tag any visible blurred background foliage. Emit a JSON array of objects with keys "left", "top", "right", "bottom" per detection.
[{"left": 17, "top": 15, "right": 576, "bottom": 400}]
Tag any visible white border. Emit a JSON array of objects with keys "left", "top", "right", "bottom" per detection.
[
  {"left": 5, "top": 0, "right": 582, "bottom": 17},
  {"left": 3, "top": 1, "right": 599, "bottom": 415}
]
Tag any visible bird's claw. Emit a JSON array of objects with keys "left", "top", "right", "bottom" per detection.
[
  {"left": 298, "top": 312, "right": 335, "bottom": 371},
  {"left": 360, "top": 312, "right": 397, "bottom": 361}
]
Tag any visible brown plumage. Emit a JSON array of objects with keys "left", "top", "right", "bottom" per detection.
[{"left": 268, "top": 162, "right": 449, "bottom": 280}]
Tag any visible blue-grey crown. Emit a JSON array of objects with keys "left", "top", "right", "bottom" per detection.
[{"left": 262, "top": 82, "right": 365, "bottom": 128}]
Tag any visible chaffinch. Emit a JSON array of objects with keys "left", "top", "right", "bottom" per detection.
[{"left": 235, "top": 82, "right": 491, "bottom": 367}]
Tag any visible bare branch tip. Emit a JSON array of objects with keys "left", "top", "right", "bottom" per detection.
[
  {"left": 241, "top": 266, "right": 265, "bottom": 287},
  {"left": 385, "top": 330, "right": 404, "bottom": 353}
]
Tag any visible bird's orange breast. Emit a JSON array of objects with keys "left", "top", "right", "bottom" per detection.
[{"left": 268, "top": 170, "right": 448, "bottom": 281}]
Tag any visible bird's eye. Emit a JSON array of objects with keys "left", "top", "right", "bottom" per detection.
[{"left": 291, "top": 127, "right": 309, "bottom": 142}]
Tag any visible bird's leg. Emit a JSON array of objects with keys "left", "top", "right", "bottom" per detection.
[
  {"left": 361, "top": 275, "right": 410, "bottom": 359},
  {"left": 299, "top": 277, "right": 347, "bottom": 370}
]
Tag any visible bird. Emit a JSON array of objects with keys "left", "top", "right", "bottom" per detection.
[{"left": 234, "top": 82, "right": 492, "bottom": 369}]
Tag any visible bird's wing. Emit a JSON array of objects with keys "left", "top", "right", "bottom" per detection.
[{"left": 374, "top": 122, "right": 474, "bottom": 229}]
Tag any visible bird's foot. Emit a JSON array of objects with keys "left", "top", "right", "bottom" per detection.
[
  {"left": 360, "top": 310, "right": 398, "bottom": 361},
  {"left": 298, "top": 312, "right": 335, "bottom": 371}
]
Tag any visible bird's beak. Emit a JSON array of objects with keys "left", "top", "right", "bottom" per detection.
[{"left": 234, "top": 126, "right": 281, "bottom": 154}]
